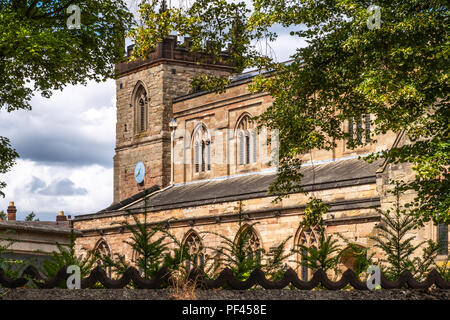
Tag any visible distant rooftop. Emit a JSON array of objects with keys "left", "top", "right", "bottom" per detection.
[{"left": 0, "top": 220, "right": 80, "bottom": 235}]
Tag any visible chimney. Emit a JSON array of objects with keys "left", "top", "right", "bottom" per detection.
[
  {"left": 56, "top": 210, "right": 67, "bottom": 222},
  {"left": 67, "top": 215, "right": 72, "bottom": 221},
  {"left": 7, "top": 202, "right": 16, "bottom": 221}
]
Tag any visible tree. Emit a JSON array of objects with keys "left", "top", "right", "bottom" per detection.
[
  {"left": 0, "top": 0, "right": 133, "bottom": 196},
  {"left": 116, "top": 213, "right": 170, "bottom": 279},
  {"left": 370, "top": 184, "right": 440, "bottom": 281},
  {"left": 294, "top": 231, "right": 341, "bottom": 276},
  {"left": 25, "top": 211, "right": 39, "bottom": 221},
  {"left": 203, "top": 201, "right": 265, "bottom": 281},
  {"left": 0, "top": 210, "right": 7, "bottom": 221},
  {"left": 293, "top": 199, "right": 341, "bottom": 278},
  {"left": 131, "top": 0, "right": 449, "bottom": 225},
  {"left": 42, "top": 229, "right": 97, "bottom": 282}
]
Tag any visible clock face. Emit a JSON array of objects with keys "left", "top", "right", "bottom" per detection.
[{"left": 134, "top": 162, "right": 145, "bottom": 184}]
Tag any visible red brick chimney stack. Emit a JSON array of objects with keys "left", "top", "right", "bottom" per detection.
[
  {"left": 7, "top": 202, "right": 16, "bottom": 221},
  {"left": 56, "top": 210, "right": 67, "bottom": 222}
]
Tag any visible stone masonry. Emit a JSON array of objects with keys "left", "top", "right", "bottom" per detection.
[{"left": 73, "top": 37, "right": 449, "bottom": 277}]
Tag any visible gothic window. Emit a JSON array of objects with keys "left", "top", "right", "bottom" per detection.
[
  {"left": 239, "top": 132, "right": 244, "bottom": 165},
  {"left": 195, "top": 142, "right": 200, "bottom": 173},
  {"left": 193, "top": 124, "right": 210, "bottom": 174},
  {"left": 364, "top": 114, "right": 371, "bottom": 143},
  {"left": 133, "top": 84, "right": 148, "bottom": 133},
  {"left": 438, "top": 224, "right": 449, "bottom": 255},
  {"left": 236, "top": 114, "right": 257, "bottom": 166},
  {"left": 183, "top": 231, "right": 205, "bottom": 272},
  {"left": 348, "top": 115, "right": 371, "bottom": 144},
  {"left": 296, "top": 227, "right": 320, "bottom": 281},
  {"left": 94, "top": 239, "right": 112, "bottom": 277},
  {"left": 236, "top": 225, "right": 262, "bottom": 261}
]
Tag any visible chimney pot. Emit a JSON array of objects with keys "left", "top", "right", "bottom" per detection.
[
  {"left": 7, "top": 202, "right": 17, "bottom": 221},
  {"left": 56, "top": 210, "right": 67, "bottom": 222}
]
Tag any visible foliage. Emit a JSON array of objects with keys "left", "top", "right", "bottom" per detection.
[
  {"left": 203, "top": 201, "right": 291, "bottom": 281},
  {"left": 0, "top": 210, "right": 6, "bottom": 221},
  {"left": 293, "top": 230, "right": 341, "bottom": 275},
  {"left": 300, "top": 197, "right": 328, "bottom": 230},
  {"left": 0, "top": 0, "right": 133, "bottom": 197},
  {"left": 370, "top": 184, "right": 441, "bottom": 281},
  {"left": 97, "top": 212, "right": 196, "bottom": 283},
  {"left": 115, "top": 213, "right": 170, "bottom": 279},
  {"left": 435, "top": 257, "right": 450, "bottom": 281},
  {"left": 202, "top": 201, "right": 262, "bottom": 281},
  {"left": 262, "top": 236, "right": 293, "bottom": 280},
  {"left": 0, "top": 137, "right": 18, "bottom": 198},
  {"left": 96, "top": 252, "right": 131, "bottom": 278},
  {"left": 42, "top": 229, "right": 97, "bottom": 286},
  {"left": 336, "top": 234, "right": 375, "bottom": 276},
  {"left": 131, "top": 0, "right": 449, "bottom": 224},
  {"left": 25, "top": 212, "right": 39, "bottom": 221},
  {"left": 129, "top": 0, "right": 258, "bottom": 74},
  {"left": 0, "top": 232, "right": 22, "bottom": 279},
  {"left": 0, "top": 231, "right": 38, "bottom": 287}
]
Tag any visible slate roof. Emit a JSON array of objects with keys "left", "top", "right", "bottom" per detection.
[
  {"left": 74, "top": 158, "right": 383, "bottom": 221},
  {"left": 0, "top": 221, "right": 80, "bottom": 235}
]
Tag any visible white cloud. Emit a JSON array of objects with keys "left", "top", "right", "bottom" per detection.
[
  {"left": 0, "top": 80, "right": 116, "bottom": 167},
  {"left": 0, "top": 159, "right": 113, "bottom": 221},
  {"left": 0, "top": 79, "right": 116, "bottom": 221}
]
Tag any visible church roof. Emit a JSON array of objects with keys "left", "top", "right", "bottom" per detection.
[{"left": 74, "top": 158, "right": 383, "bottom": 221}]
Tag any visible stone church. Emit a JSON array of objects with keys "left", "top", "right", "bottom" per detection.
[{"left": 73, "top": 36, "right": 448, "bottom": 277}]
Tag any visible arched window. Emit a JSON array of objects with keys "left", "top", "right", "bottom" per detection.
[
  {"left": 93, "top": 239, "right": 112, "bottom": 277},
  {"left": 193, "top": 124, "right": 210, "bottom": 174},
  {"left": 348, "top": 115, "right": 371, "bottom": 144},
  {"left": 235, "top": 225, "right": 262, "bottom": 261},
  {"left": 438, "top": 224, "right": 449, "bottom": 255},
  {"left": 133, "top": 83, "right": 148, "bottom": 133},
  {"left": 296, "top": 227, "right": 320, "bottom": 281},
  {"left": 183, "top": 231, "right": 205, "bottom": 272},
  {"left": 236, "top": 114, "right": 257, "bottom": 165}
]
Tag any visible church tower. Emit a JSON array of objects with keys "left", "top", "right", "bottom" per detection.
[{"left": 113, "top": 36, "right": 233, "bottom": 203}]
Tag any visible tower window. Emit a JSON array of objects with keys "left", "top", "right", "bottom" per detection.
[
  {"left": 140, "top": 98, "right": 145, "bottom": 132},
  {"left": 193, "top": 125, "right": 210, "bottom": 174},
  {"left": 133, "top": 83, "right": 148, "bottom": 134}
]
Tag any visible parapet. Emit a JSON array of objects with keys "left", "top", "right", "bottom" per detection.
[{"left": 116, "top": 36, "right": 234, "bottom": 76}]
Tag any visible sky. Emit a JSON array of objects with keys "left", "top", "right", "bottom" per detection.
[{"left": 0, "top": 2, "right": 305, "bottom": 221}]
